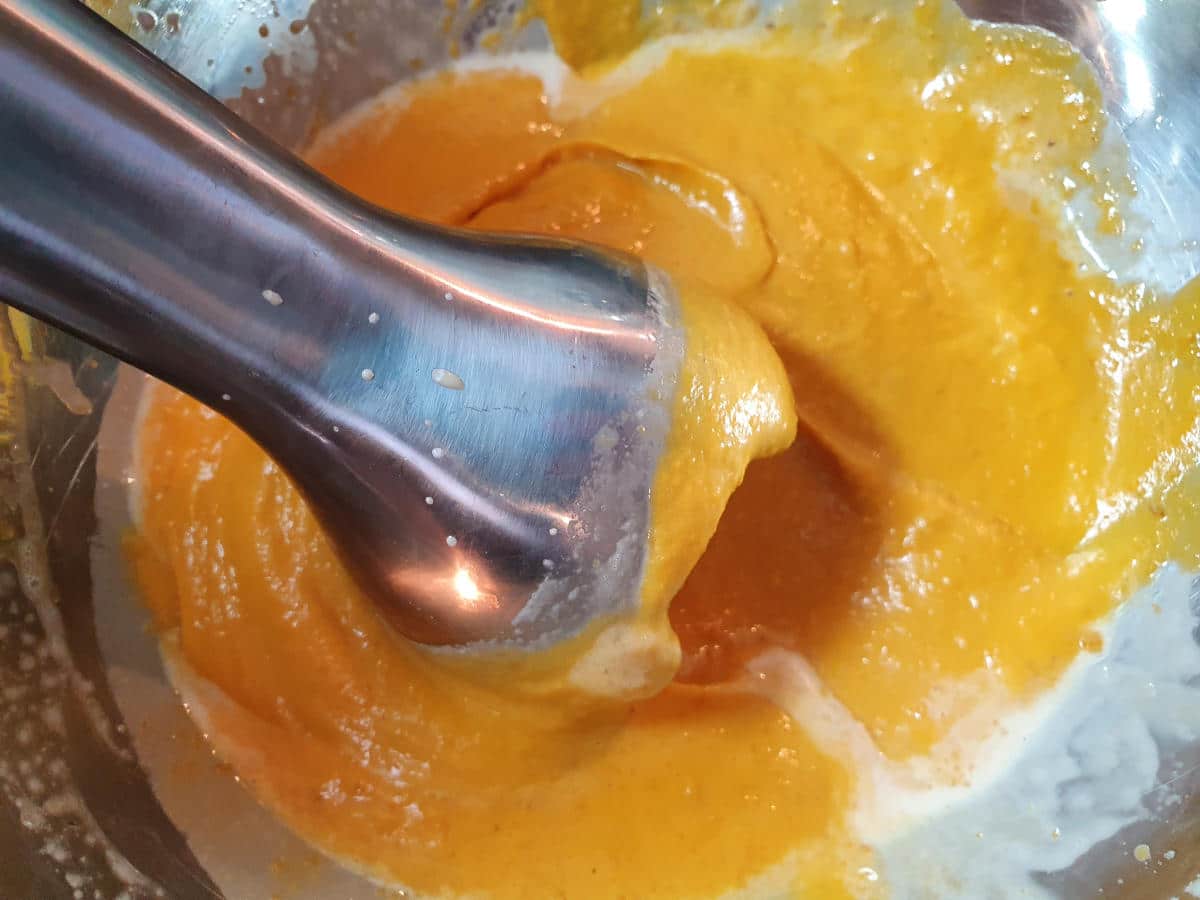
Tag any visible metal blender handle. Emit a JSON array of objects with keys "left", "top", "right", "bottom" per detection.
[{"left": 0, "top": 0, "right": 683, "bottom": 647}]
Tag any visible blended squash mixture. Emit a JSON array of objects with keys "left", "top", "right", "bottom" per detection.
[{"left": 128, "top": 1, "right": 1200, "bottom": 896}]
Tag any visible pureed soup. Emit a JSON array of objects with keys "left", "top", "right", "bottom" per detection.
[{"left": 126, "top": 1, "right": 1200, "bottom": 896}]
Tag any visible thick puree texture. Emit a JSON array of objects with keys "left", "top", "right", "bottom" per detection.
[{"left": 130, "top": 2, "right": 1200, "bottom": 896}]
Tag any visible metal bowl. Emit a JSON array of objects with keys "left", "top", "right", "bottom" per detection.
[{"left": 0, "top": 1, "right": 1196, "bottom": 897}]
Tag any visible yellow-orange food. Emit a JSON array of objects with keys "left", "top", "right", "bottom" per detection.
[{"left": 130, "top": 2, "right": 1200, "bottom": 896}]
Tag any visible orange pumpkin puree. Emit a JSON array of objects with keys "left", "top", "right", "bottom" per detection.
[{"left": 129, "top": 1, "right": 1200, "bottom": 896}]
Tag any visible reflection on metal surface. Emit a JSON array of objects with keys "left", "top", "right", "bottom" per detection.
[
  {"left": 0, "top": 320, "right": 218, "bottom": 897},
  {"left": 120, "top": 0, "right": 538, "bottom": 149},
  {"left": 0, "top": 0, "right": 685, "bottom": 647},
  {"left": 961, "top": 0, "right": 1200, "bottom": 289}
]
